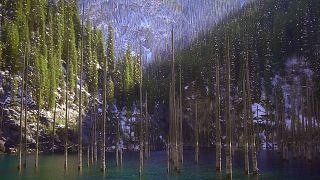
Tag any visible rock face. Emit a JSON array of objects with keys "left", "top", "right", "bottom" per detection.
[
  {"left": 0, "top": 139, "right": 5, "bottom": 153},
  {"left": 79, "top": 0, "right": 244, "bottom": 60}
]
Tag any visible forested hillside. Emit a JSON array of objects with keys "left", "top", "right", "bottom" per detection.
[
  {"left": 0, "top": 0, "right": 146, "bottom": 153},
  {"left": 146, "top": 0, "right": 320, "bottom": 151}
]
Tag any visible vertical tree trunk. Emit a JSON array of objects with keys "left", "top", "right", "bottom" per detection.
[
  {"left": 78, "top": 4, "right": 85, "bottom": 172},
  {"left": 87, "top": 146, "right": 90, "bottom": 167},
  {"left": 101, "top": 47, "right": 107, "bottom": 172},
  {"left": 245, "top": 42, "right": 258, "bottom": 174},
  {"left": 116, "top": 115, "right": 119, "bottom": 167},
  {"left": 35, "top": 77, "right": 41, "bottom": 168},
  {"left": 179, "top": 61, "right": 183, "bottom": 165},
  {"left": 18, "top": 46, "right": 26, "bottom": 171},
  {"left": 225, "top": 37, "right": 232, "bottom": 179},
  {"left": 64, "top": 42, "right": 69, "bottom": 170},
  {"left": 139, "top": 44, "right": 144, "bottom": 177},
  {"left": 90, "top": 108, "right": 94, "bottom": 165},
  {"left": 194, "top": 99, "right": 199, "bottom": 164},
  {"left": 94, "top": 103, "right": 97, "bottom": 162},
  {"left": 306, "top": 82, "right": 312, "bottom": 161},
  {"left": 23, "top": 51, "right": 29, "bottom": 169},
  {"left": 243, "top": 70, "right": 249, "bottom": 175},
  {"left": 52, "top": 99, "right": 57, "bottom": 153},
  {"left": 145, "top": 91, "right": 149, "bottom": 160},
  {"left": 215, "top": 55, "right": 221, "bottom": 172}
]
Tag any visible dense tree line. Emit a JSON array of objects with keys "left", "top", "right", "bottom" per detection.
[
  {"left": 146, "top": 0, "right": 320, "bottom": 177},
  {"left": 147, "top": 0, "right": 320, "bottom": 130},
  {"left": 1, "top": 0, "right": 153, "bottom": 175}
]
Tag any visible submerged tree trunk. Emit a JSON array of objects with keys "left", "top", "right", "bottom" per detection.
[
  {"left": 78, "top": 4, "right": 85, "bottom": 172},
  {"left": 225, "top": 37, "right": 232, "bottom": 179},
  {"left": 64, "top": 43, "right": 69, "bottom": 170},
  {"left": 144, "top": 91, "right": 149, "bottom": 160},
  {"left": 101, "top": 50, "right": 107, "bottom": 172},
  {"left": 52, "top": 99, "right": 57, "bottom": 153},
  {"left": 94, "top": 103, "right": 97, "bottom": 162},
  {"left": 35, "top": 76, "right": 41, "bottom": 168},
  {"left": 116, "top": 112, "right": 120, "bottom": 167},
  {"left": 179, "top": 62, "right": 183, "bottom": 165},
  {"left": 243, "top": 69, "right": 249, "bottom": 175},
  {"left": 246, "top": 48, "right": 259, "bottom": 175},
  {"left": 18, "top": 46, "right": 27, "bottom": 171},
  {"left": 139, "top": 45, "right": 144, "bottom": 177},
  {"left": 215, "top": 52, "right": 221, "bottom": 172},
  {"left": 194, "top": 99, "right": 199, "bottom": 164},
  {"left": 23, "top": 52, "right": 29, "bottom": 169}
]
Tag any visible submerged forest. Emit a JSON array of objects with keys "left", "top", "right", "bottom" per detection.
[{"left": 0, "top": 0, "right": 320, "bottom": 179}]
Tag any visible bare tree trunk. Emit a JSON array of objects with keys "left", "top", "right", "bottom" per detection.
[
  {"left": 23, "top": 52, "right": 29, "bottom": 169},
  {"left": 90, "top": 106, "right": 94, "bottom": 165},
  {"left": 35, "top": 77, "right": 41, "bottom": 168},
  {"left": 78, "top": 4, "right": 85, "bottom": 172},
  {"left": 306, "top": 82, "right": 312, "bottom": 161},
  {"left": 64, "top": 40, "right": 70, "bottom": 170},
  {"left": 116, "top": 114, "right": 119, "bottom": 167},
  {"left": 225, "top": 37, "right": 232, "bottom": 179},
  {"left": 18, "top": 46, "right": 26, "bottom": 171},
  {"left": 52, "top": 99, "right": 57, "bottom": 153},
  {"left": 139, "top": 44, "right": 144, "bottom": 177},
  {"left": 101, "top": 49, "right": 107, "bottom": 172},
  {"left": 144, "top": 91, "right": 149, "bottom": 160},
  {"left": 246, "top": 44, "right": 258, "bottom": 174},
  {"left": 243, "top": 70, "right": 249, "bottom": 175},
  {"left": 167, "top": 142, "right": 170, "bottom": 174},
  {"left": 194, "top": 99, "right": 199, "bottom": 164},
  {"left": 215, "top": 55, "right": 221, "bottom": 172},
  {"left": 94, "top": 103, "right": 97, "bottom": 162},
  {"left": 179, "top": 62, "right": 183, "bottom": 165}
]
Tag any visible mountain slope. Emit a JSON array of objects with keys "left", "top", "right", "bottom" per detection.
[{"left": 79, "top": 0, "right": 244, "bottom": 60}]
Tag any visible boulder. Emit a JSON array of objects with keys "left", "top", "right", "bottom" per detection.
[{"left": 0, "top": 139, "right": 5, "bottom": 153}]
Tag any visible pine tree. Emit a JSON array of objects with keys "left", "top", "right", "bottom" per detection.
[
  {"left": 123, "top": 44, "right": 133, "bottom": 108},
  {"left": 2, "top": 21, "right": 20, "bottom": 74},
  {"left": 46, "top": 0, "right": 57, "bottom": 109},
  {"left": 107, "top": 23, "right": 115, "bottom": 80},
  {"left": 53, "top": 0, "right": 64, "bottom": 91},
  {"left": 63, "top": 3, "right": 78, "bottom": 93},
  {"left": 86, "top": 22, "right": 98, "bottom": 100}
]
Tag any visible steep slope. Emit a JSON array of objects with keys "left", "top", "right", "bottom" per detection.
[{"left": 79, "top": 0, "right": 244, "bottom": 60}]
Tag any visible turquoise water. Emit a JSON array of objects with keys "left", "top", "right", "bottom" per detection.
[{"left": 0, "top": 150, "right": 319, "bottom": 179}]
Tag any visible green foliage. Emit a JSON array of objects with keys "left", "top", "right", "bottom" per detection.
[
  {"left": 122, "top": 44, "right": 135, "bottom": 108},
  {"left": 88, "top": 25, "right": 99, "bottom": 98},
  {"left": 2, "top": 21, "right": 20, "bottom": 75},
  {"left": 105, "top": 24, "right": 115, "bottom": 103},
  {"left": 63, "top": 4, "right": 78, "bottom": 93},
  {"left": 106, "top": 77, "right": 115, "bottom": 103},
  {"left": 46, "top": 4, "right": 57, "bottom": 109},
  {"left": 146, "top": 0, "right": 320, "bottom": 106},
  {"left": 11, "top": 76, "right": 19, "bottom": 105},
  {"left": 107, "top": 24, "right": 115, "bottom": 78}
]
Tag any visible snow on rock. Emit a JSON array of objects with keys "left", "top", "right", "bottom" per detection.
[
  {"left": 252, "top": 103, "right": 266, "bottom": 124},
  {"left": 79, "top": 0, "right": 245, "bottom": 61}
]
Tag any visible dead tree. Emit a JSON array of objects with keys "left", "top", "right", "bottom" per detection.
[{"left": 225, "top": 36, "right": 232, "bottom": 179}]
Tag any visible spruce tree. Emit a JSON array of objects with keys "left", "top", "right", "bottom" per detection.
[
  {"left": 46, "top": 0, "right": 57, "bottom": 109},
  {"left": 107, "top": 23, "right": 115, "bottom": 79},
  {"left": 63, "top": 3, "right": 78, "bottom": 93},
  {"left": 2, "top": 21, "right": 20, "bottom": 75}
]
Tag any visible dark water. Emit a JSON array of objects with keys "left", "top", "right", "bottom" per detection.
[{"left": 0, "top": 150, "right": 320, "bottom": 180}]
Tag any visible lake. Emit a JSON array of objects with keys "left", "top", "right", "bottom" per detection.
[{"left": 0, "top": 149, "right": 319, "bottom": 179}]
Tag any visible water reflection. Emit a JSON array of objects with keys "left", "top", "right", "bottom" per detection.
[{"left": 0, "top": 150, "right": 319, "bottom": 179}]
